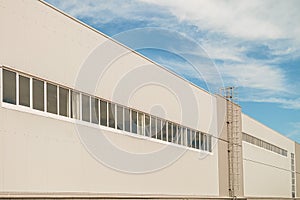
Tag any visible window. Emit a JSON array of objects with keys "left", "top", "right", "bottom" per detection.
[
  {"left": 162, "top": 120, "right": 167, "bottom": 141},
  {"left": 157, "top": 119, "right": 162, "bottom": 140},
  {"left": 131, "top": 110, "right": 137, "bottom": 134},
  {"left": 187, "top": 129, "right": 191, "bottom": 147},
  {"left": 200, "top": 132, "right": 204, "bottom": 150},
  {"left": 33, "top": 79, "right": 44, "bottom": 111},
  {"left": 3, "top": 69, "right": 16, "bottom": 104},
  {"left": 100, "top": 100, "right": 107, "bottom": 126},
  {"left": 191, "top": 130, "right": 196, "bottom": 148},
  {"left": 138, "top": 112, "right": 144, "bottom": 135},
  {"left": 208, "top": 135, "right": 212, "bottom": 152},
  {"left": 1, "top": 67, "right": 216, "bottom": 153},
  {"left": 108, "top": 103, "right": 115, "bottom": 128},
  {"left": 150, "top": 116, "right": 156, "bottom": 138},
  {"left": 172, "top": 124, "right": 177, "bottom": 143},
  {"left": 177, "top": 126, "right": 182, "bottom": 145},
  {"left": 182, "top": 127, "right": 187, "bottom": 146},
  {"left": 19, "top": 75, "right": 30, "bottom": 107},
  {"left": 91, "top": 97, "right": 99, "bottom": 124},
  {"left": 71, "top": 91, "right": 80, "bottom": 119},
  {"left": 117, "top": 105, "right": 123, "bottom": 130},
  {"left": 203, "top": 134, "right": 208, "bottom": 151},
  {"left": 82, "top": 94, "right": 90, "bottom": 122},
  {"left": 195, "top": 132, "right": 200, "bottom": 149},
  {"left": 167, "top": 122, "right": 172, "bottom": 142},
  {"left": 47, "top": 83, "right": 57, "bottom": 114},
  {"left": 124, "top": 107, "right": 130, "bottom": 132},
  {"left": 59, "top": 87, "right": 69, "bottom": 117},
  {"left": 145, "top": 114, "right": 150, "bottom": 137},
  {"left": 242, "top": 133, "right": 287, "bottom": 156}
]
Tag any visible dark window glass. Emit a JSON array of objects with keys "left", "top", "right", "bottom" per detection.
[
  {"left": 91, "top": 97, "right": 99, "bottom": 124},
  {"left": 124, "top": 107, "right": 130, "bottom": 132},
  {"left": 150, "top": 116, "right": 156, "bottom": 138},
  {"left": 117, "top": 105, "right": 123, "bottom": 130},
  {"left": 131, "top": 110, "right": 137, "bottom": 134},
  {"left": 59, "top": 87, "right": 69, "bottom": 117},
  {"left": 47, "top": 83, "right": 57, "bottom": 114},
  {"left": 82, "top": 94, "right": 90, "bottom": 122},
  {"left": 195, "top": 132, "right": 200, "bottom": 149},
  {"left": 167, "top": 122, "right": 172, "bottom": 142},
  {"left": 191, "top": 130, "right": 196, "bottom": 148},
  {"left": 33, "top": 79, "right": 44, "bottom": 111},
  {"left": 71, "top": 91, "right": 80, "bottom": 119},
  {"left": 182, "top": 128, "right": 187, "bottom": 146},
  {"left": 157, "top": 119, "right": 162, "bottom": 139},
  {"left": 200, "top": 133, "right": 204, "bottom": 150},
  {"left": 145, "top": 114, "right": 150, "bottom": 137},
  {"left": 3, "top": 69, "right": 16, "bottom": 104},
  {"left": 162, "top": 120, "right": 167, "bottom": 141},
  {"left": 19, "top": 75, "right": 30, "bottom": 107},
  {"left": 108, "top": 103, "right": 115, "bottom": 128},
  {"left": 100, "top": 100, "right": 107, "bottom": 126}
]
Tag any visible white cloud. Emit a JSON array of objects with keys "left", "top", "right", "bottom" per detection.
[
  {"left": 139, "top": 0, "right": 300, "bottom": 41},
  {"left": 45, "top": 0, "right": 300, "bottom": 110}
]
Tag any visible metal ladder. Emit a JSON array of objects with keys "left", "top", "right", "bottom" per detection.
[{"left": 220, "top": 87, "right": 242, "bottom": 197}]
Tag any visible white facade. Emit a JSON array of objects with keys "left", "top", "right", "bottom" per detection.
[{"left": 0, "top": 0, "right": 298, "bottom": 199}]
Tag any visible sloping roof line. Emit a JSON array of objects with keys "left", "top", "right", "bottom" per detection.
[{"left": 38, "top": 0, "right": 213, "bottom": 96}]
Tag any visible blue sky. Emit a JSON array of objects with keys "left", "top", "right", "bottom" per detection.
[{"left": 45, "top": 0, "right": 300, "bottom": 142}]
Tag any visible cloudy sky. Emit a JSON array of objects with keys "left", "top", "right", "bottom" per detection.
[{"left": 45, "top": 0, "right": 300, "bottom": 142}]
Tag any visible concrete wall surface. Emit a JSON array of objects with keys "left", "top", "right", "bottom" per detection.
[{"left": 242, "top": 114, "right": 295, "bottom": 198}]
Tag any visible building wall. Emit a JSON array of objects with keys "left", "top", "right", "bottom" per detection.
[
  {"left": 0, "top": 106, "right": 220, "bottom": 196},
  {"left": 0, "top": 0, "right": 221, "bottom": 197},
  {"left": 242, "top": 114, "right": 295, "bottom": 198},
  {"left": 295, "top": 142, "right": 300, "bottom": 197}
]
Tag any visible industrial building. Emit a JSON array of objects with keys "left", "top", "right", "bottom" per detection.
[{"left": 0, "top": 0, "right": 299, "bottom": 199}]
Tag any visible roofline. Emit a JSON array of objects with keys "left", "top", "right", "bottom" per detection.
[
  {"left": 241, "top": 113, "right": 296, "bottom": 143},
  {"left": 38, "top": 0, "right": 212, "bottom": 97}
]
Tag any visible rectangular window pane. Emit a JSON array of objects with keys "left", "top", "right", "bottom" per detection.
[
  {"left": 124, "top": 107, "right": 130, "bottom": 132},
  {"left": 182, "top": 127, "right": 187, "bottom": 146},
  {"left": 191, "top": 130, "right": 196, "bottom": 148},
  {"left": 91, "top": 97, "right": 99, "bottom": 124},
  {"left": 157, "top": 119, "right": 162, "bottom": 140},
  {"left": 82, "top": 94, "right": 90, "bottom": 122},
  {"left": 195, "top": 132, "right": 200, "bottom": 149},
  {"left": 131, "top": 110, "right": 137, "bottom": 134},
  {"left": 167, "top": 122, "right": 172, "bottom": 142},
  {"left": 71, "top": 91, "right": 80, "bottom": 119},
  {"left": 150, "top": 116, "right": 156, "bottom": 138},
  {"left": 172, "top": 124, "right": 177, "bottom": 143},
  {"left": 59, "top": 87, "right": 69, "bottom": 117},
  {"left": 177, "top": 126, "right": 182, "bottom": 145},
  {"left": 3, "top": 69, "right": 16, "bottom": 104},
  {"left": 117, "top": 105, "right": 123, "bottom": 130},
  {"left": 100, "top": 100, "right": 107, "bottom": 126},
  {"left": 187, "top": 129, "right": 191, "bottom": 147},
  {"left": 162, "top": 120, "right": 167, "bottom": 141},
  {"left": 145, "top": 114, "right": 150, "bottom": 137},
  {"left": 108, "top": 103, "right": 115, "bottom": 128},
  {"left": 204, "top": 134, "right": 208, "bottom": 151},
  {"left": 19, "top": 75, "right": 30, "bottom": 107},
  {"left": 200, "top": 133, "right": 204, "bottom": 150},
  {"left": 47, "top": 83, "right": 57, "bottom": 114},
  {"left": 138, "top": 112, "right": 144, "bottom": 135},
  {"left": 33, "top": 79, "right": 44, "bottom": 111}
]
